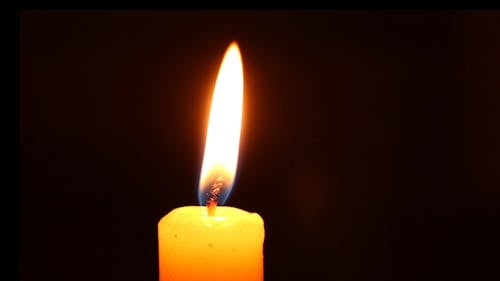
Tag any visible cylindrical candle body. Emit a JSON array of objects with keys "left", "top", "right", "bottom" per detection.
[{"left": 158, "top": 206, "right": 264, "bottom": 281}]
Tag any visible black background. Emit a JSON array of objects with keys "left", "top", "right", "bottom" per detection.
[{"left": 20, "top": 11, "right": 500, "bottom": 281}]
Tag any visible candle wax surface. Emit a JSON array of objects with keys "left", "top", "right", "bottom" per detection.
[{"left": 158, "top": 206, "right": 264, "bottom": 281}]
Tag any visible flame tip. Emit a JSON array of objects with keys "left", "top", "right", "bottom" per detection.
[{"left": 228, "top": 41, "right": 240, "bottom": 51}]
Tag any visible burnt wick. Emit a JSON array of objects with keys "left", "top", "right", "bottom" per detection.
[{"left": 207, "top": 176, "right": 224, "bottom": 216}]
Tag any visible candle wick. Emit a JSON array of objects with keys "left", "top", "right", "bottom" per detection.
[{"left": 207, "top": 176, "right": 224, "bottom": 216}]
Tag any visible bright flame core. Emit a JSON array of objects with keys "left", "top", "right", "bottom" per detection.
[{"left": 198, "top": 42, "right": 244, "bottom": 206}]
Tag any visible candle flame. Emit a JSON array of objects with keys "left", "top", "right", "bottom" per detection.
[{"left": 198, "top": 42, "right": 244, "bottom": 206}]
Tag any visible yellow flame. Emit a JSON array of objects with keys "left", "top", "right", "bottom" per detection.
[{"left": 199, "top": 42, "right": 244, "bottom": 198}]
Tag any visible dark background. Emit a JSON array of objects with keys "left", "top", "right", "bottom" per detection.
[{"left": 20, "top": 11, "right": 500, "bottom": 281}]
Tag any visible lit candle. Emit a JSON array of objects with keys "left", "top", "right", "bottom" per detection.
[{"left": 157, "top": 42, "right": 265, "bottom": 281}]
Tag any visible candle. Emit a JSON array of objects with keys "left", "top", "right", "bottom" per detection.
[{"left": 158, "top": 42, "right": 265, "bottom": 281}]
